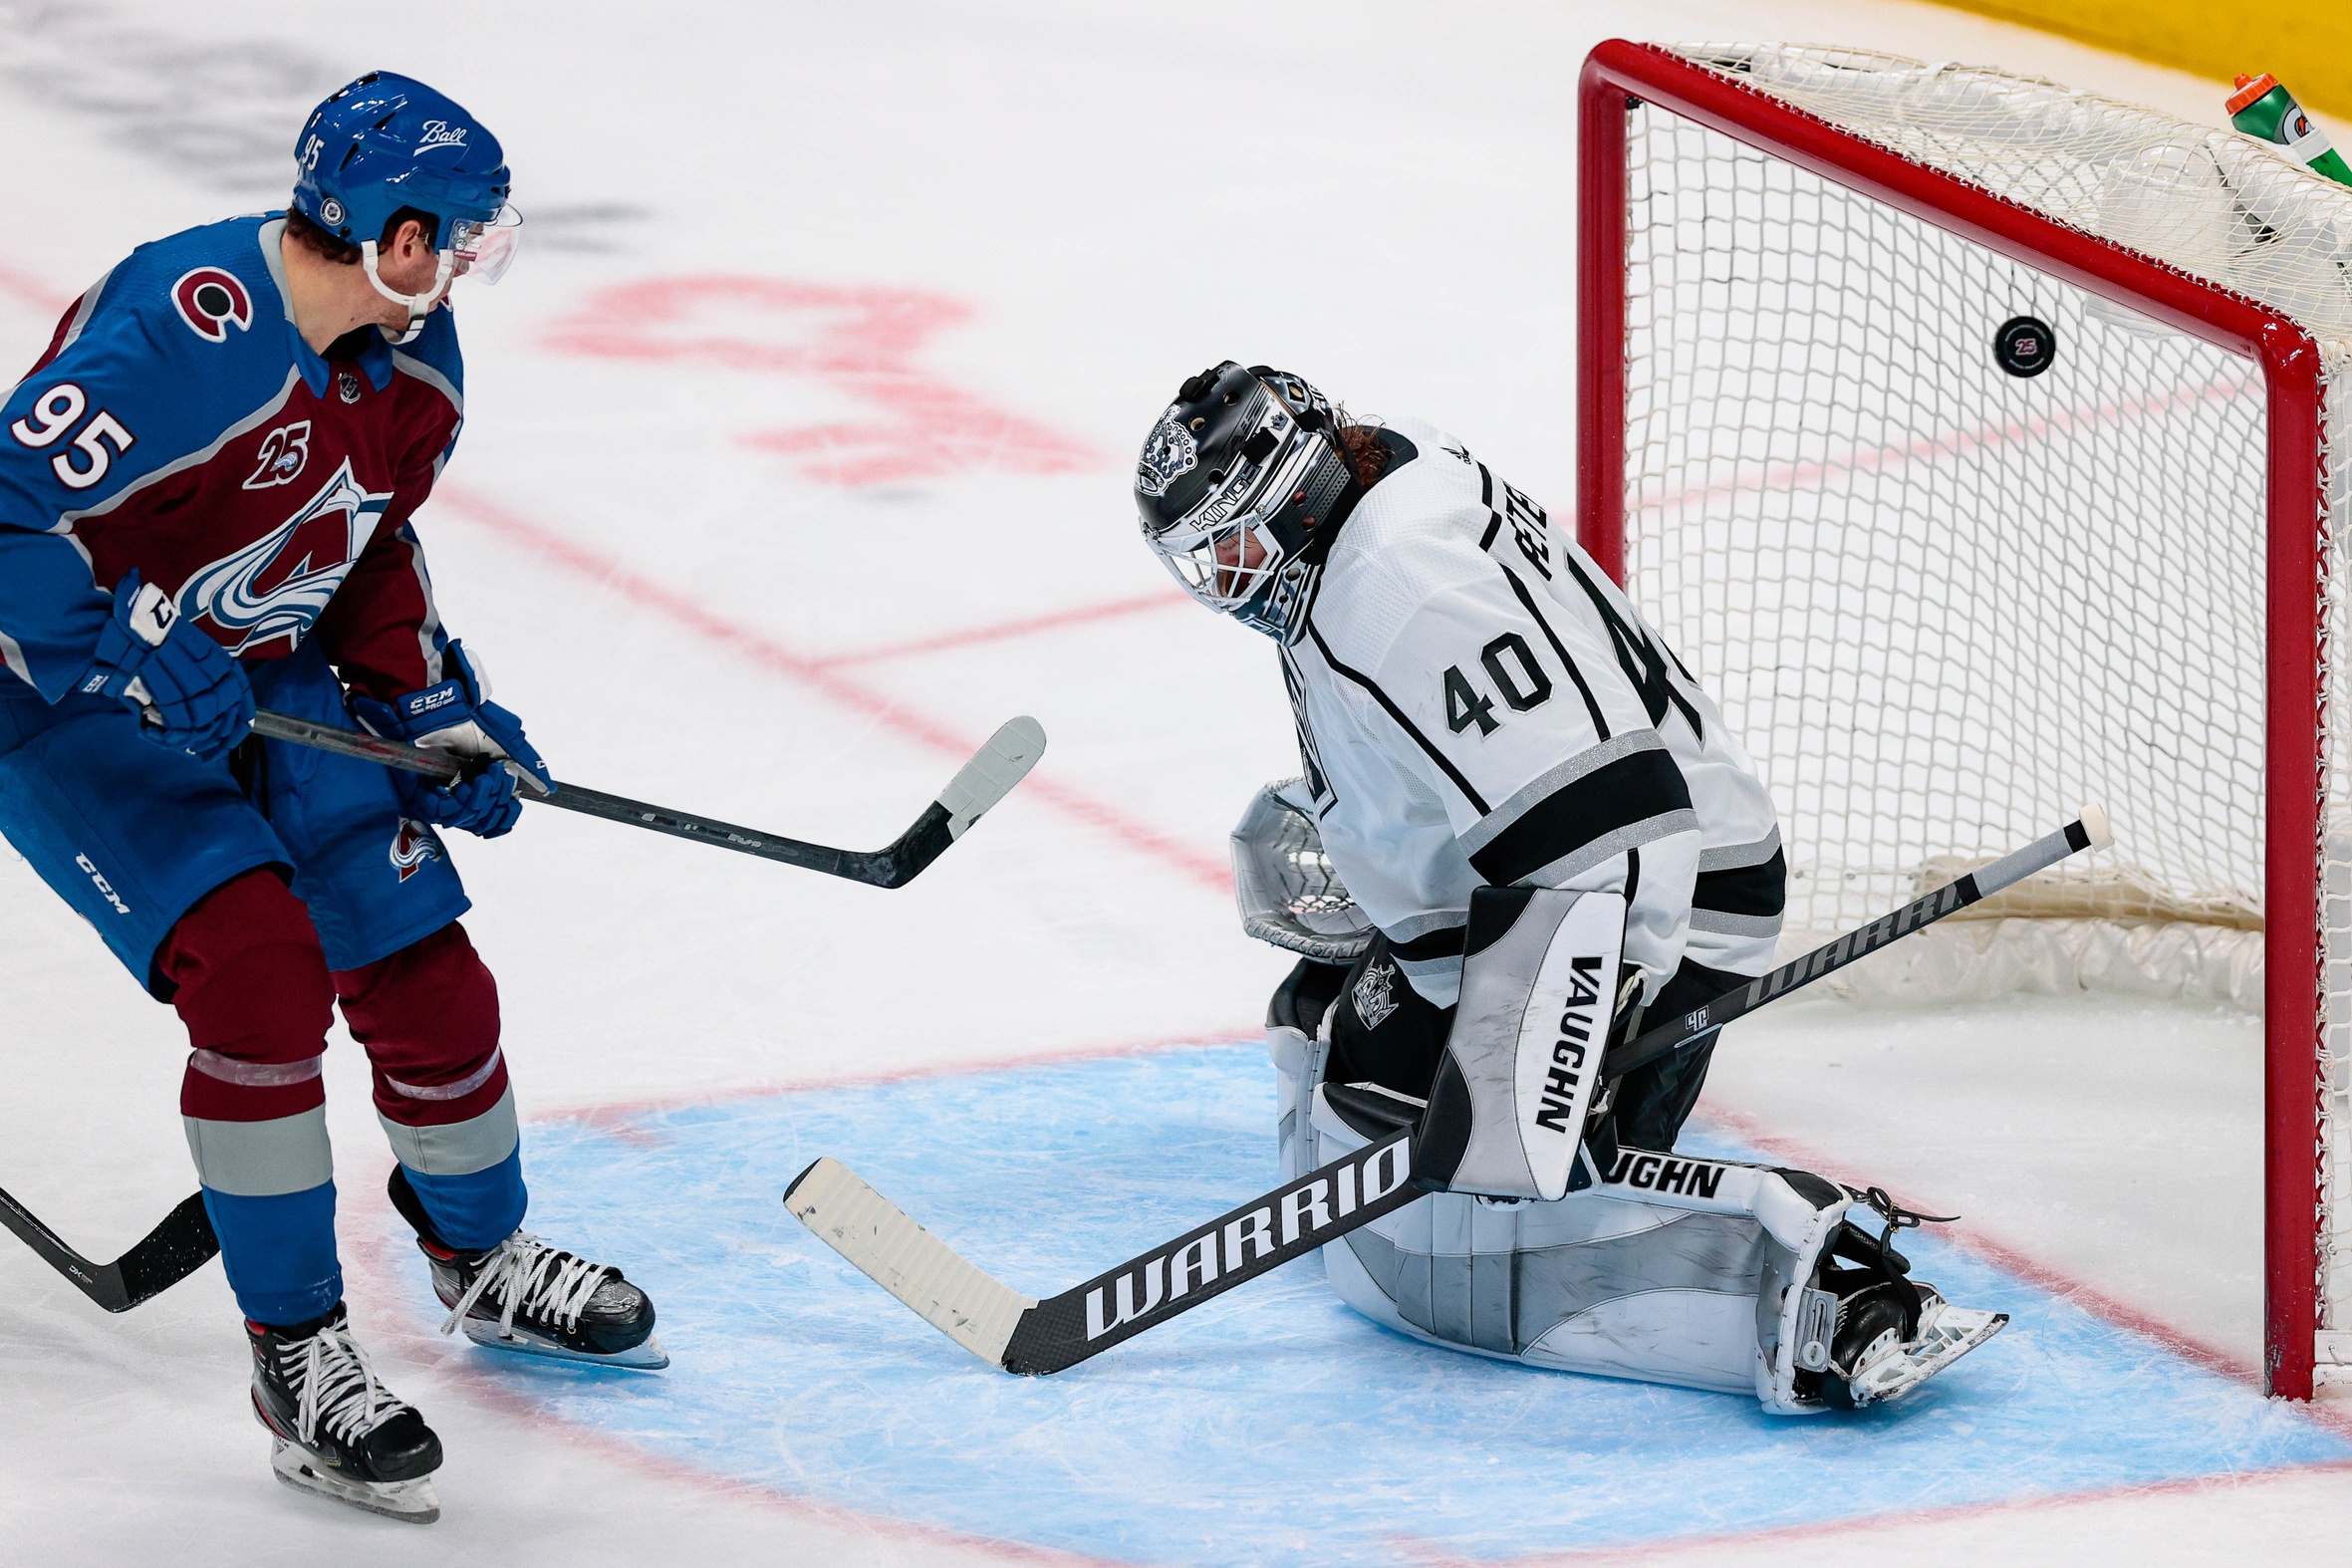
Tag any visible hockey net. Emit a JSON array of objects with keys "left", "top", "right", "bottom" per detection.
[{"left": 1577, "top": 42, "right": 2350, "bottom": 1395}]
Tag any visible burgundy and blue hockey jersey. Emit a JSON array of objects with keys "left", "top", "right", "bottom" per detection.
[{"left": 0, "top": 213, "right": 464, "bottom": 708}]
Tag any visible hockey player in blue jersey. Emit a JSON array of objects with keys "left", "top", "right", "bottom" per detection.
[{"left": 0, "top": 74, "right": 659, "bottom": 1522}]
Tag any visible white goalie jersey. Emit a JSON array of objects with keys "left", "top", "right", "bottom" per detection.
[{"left": 1280, "top": 417, "right": 1782, "bottom": 1005}]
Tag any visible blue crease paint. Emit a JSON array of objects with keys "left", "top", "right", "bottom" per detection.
[{"left": 387, "top": 1044, "right": 2352, "bottom": 1565}]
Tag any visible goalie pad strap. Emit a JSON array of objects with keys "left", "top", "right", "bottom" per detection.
[{"left": 1415, "top": 887, "right": 1624, "bottom": 1201}]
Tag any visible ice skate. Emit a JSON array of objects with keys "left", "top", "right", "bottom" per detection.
[
  {"left": 392, "top": 1169, "right": 665, "bottom": 1369},
  {"left": 1824, "top": 1280, "right": 2007, "bottom": 1409},
  {"left": 1798, "top": 1198, "right": 2007, "bottom": 1411},
  {"left": 247, "top": 1305, "right": 442, "bottom": 1524}
]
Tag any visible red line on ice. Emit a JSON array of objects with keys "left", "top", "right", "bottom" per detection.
[
  {"left": 1411, "top": 1455, "right": 2352, "bottom": 1566},
  {"left": 1635, "top": 368, "right": 2257, "bottom": 520},
  {"left": 0, "top": 264, "right": 64, "bottom": 315},
  {"left": 430, "top": 483, "right": 1231, "bottom": 892},
  {"left": 1689, "top": 1103, "right": 2275, "bottom": 1390},
  {"left": 521, "top": 1025, "right": 1259, "bottom": 1137},
  {"left": 809, "top": 590, "right": 1186, "bottom": 669}
]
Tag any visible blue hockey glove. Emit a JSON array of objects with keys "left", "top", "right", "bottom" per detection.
[
  {"left": 76, "top": 572, "right": 255, "bottom": 762},
  {"left": 348, "top": 641, "right": 552, "bottom": 840}
]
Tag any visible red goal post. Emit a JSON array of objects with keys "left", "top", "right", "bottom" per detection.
[{"left": 1574, "top": 40, "right": 2337, "bottom": 1397}]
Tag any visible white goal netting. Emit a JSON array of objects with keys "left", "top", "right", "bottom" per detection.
[{"left": 1611, "top": 44, "right": 2350, "bottom": 1374}]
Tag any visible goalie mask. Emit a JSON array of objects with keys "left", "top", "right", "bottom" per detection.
[{"left": 1134, "top": 362, "right": 1358, "bottom": 641}]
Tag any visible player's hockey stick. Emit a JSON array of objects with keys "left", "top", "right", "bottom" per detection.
[
  {"left": 246, "top": 709, "right": 1047, "bottom": 890},
  {"left": 785, "top": 804, "right": 2112, "bottom": 1375},
  {"left": 0, "top": 717, "right": 1041, "bottom": 1314},
  {"left": 0, "top": 1185, "right": 217, "bottom": 1313}
]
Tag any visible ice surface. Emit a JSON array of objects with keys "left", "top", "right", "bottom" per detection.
[
  {"left": 365, "top": 1044, "right": 2344, "bottom": 1566},
  {"left": 0, "top": 1, "right": 2342, "bottom": 1563}
]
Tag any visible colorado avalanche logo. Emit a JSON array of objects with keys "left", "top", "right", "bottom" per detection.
[
  {"left": 1135, "top": 408, "right": 1197, "bottom": 499},
  {"left": 391, "top": 819, "right": 444, "bottom": 883},
  {"left": 176, "top": 459, "right": 392, "bottom": 653},
  {"left": 170, "top": 267, "right": 253, "bottom": 344}
]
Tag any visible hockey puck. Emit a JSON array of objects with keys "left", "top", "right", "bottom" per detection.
[{"left": 1993, "top": 316, "right": 2056, "bottom": 378}]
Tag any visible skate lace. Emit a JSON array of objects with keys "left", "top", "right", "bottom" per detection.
[
  {"left": 440, "top": 1230, "right": 615, "bottom": 1340},
  {"left": 1851, "top": 1185, "right": 1960, "bottom": 1271},
  {"left": 287, "top": 1321, "right": 407, "bottom": 1446}
]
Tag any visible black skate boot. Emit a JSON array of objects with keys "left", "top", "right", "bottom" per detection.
[
  {"left": 1807, "top": 1188, "right": 2006, "bottom": 1410},
  {"left": 388, "top": 1167, "right": 666, "bottom": 1369},
  {"left": 247, "top": 1303, "right": 442, "bottom": 1523}
]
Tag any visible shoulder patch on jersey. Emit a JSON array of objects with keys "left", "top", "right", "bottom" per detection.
[{"left": 170, "top": 267, "right": 253, "bottom": 344}]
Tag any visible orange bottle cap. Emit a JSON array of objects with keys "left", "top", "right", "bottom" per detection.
[{"left": 2227, "top": 73, "right": 2280, "bottom": 115}]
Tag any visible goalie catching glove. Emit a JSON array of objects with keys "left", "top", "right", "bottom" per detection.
[{"left": 349, "top": 641, "right": 552, "bottom": 839}]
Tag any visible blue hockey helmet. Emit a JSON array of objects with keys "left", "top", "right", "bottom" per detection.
[{"left": 291, "top": 72, "right": 520, "bottom": 338}]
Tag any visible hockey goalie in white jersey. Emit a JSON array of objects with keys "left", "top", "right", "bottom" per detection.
[{"left": 1134, "top": 362, "right": 2005, "bottom": 1412}]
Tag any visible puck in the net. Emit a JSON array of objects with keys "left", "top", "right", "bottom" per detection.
[{"left": 1993, "top": 315, "right": 2057, "bottom": 378}]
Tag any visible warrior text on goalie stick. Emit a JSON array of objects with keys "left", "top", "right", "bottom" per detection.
[{"left": 785, "top": 802, "right": 2110, "bottom": 1376}]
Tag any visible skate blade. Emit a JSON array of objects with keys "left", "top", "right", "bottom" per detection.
[
  {"left": 460, "top": 1318, "right": 670, "bottom": 1370},
  {"left": 1849, "top": 1305, "right": 2008, "bottom": 1408},
  {"left": 270, "top": 1438, "right": 440, "bottom": 1523}
]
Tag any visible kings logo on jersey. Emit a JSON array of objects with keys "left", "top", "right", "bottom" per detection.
[{"left": 177, "top": 458, "right": 392, "bottom": 653}]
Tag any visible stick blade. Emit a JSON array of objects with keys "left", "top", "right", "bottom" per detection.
[
  {"left": 937, "top": 717, "right": 1046, "bottom": 839},
  {"left": 785, "top": 1158, "right": 1037, "bottom": 1367},
  {"left": 112, "top": 1192, "right": 220, "bottom": 1311}
]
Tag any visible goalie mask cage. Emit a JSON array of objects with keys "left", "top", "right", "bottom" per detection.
[{"left": 1574, "top": 41, "right": 2352, "bottom": 1397}]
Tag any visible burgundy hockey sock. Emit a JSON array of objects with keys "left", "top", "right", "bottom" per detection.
[
  {"left": 158, "top": 870, "right": 343, "bottom": 1324},
  {"left": 337, "top": 921, "right": 525, "bottom": 1250}
]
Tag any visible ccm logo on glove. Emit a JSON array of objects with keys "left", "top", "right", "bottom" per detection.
[{"left": 401, "top": 684, "right": 462, "bottom": 718}]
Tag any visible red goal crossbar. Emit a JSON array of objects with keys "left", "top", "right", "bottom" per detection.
[{"left": 1572, "top": 39, "right": 2331, "bottom": 1398}]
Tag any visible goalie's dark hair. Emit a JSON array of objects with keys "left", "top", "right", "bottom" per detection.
[{"left": 1331, "top": 412, "right": 1393, "bottom": 490}]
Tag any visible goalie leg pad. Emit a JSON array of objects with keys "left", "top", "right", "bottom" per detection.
[
  {"left": 1315, "top": 1075, "right": 1846, "bottom": 1402},
  {"left": 1290, "top": 1047, "right": 2004, "bottom": 1410}
]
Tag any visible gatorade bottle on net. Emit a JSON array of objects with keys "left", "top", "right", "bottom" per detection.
[{"left": 2227, "top": 73, "right": 2352, "bottom": 190}]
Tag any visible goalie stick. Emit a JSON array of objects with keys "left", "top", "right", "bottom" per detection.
[
  {"left": 247, "top": 709, "right": 1047, "bottom": 890},
  {"left": 0, "top": 1185, "right": 216, "bottom": 1313},
  {"left": 786, "top": 804, "right": 2112, "bottom": 1375}
]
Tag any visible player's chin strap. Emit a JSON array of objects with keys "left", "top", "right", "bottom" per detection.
[{"left": 359, "top": 241, "right": 456, "bottom": 345}]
